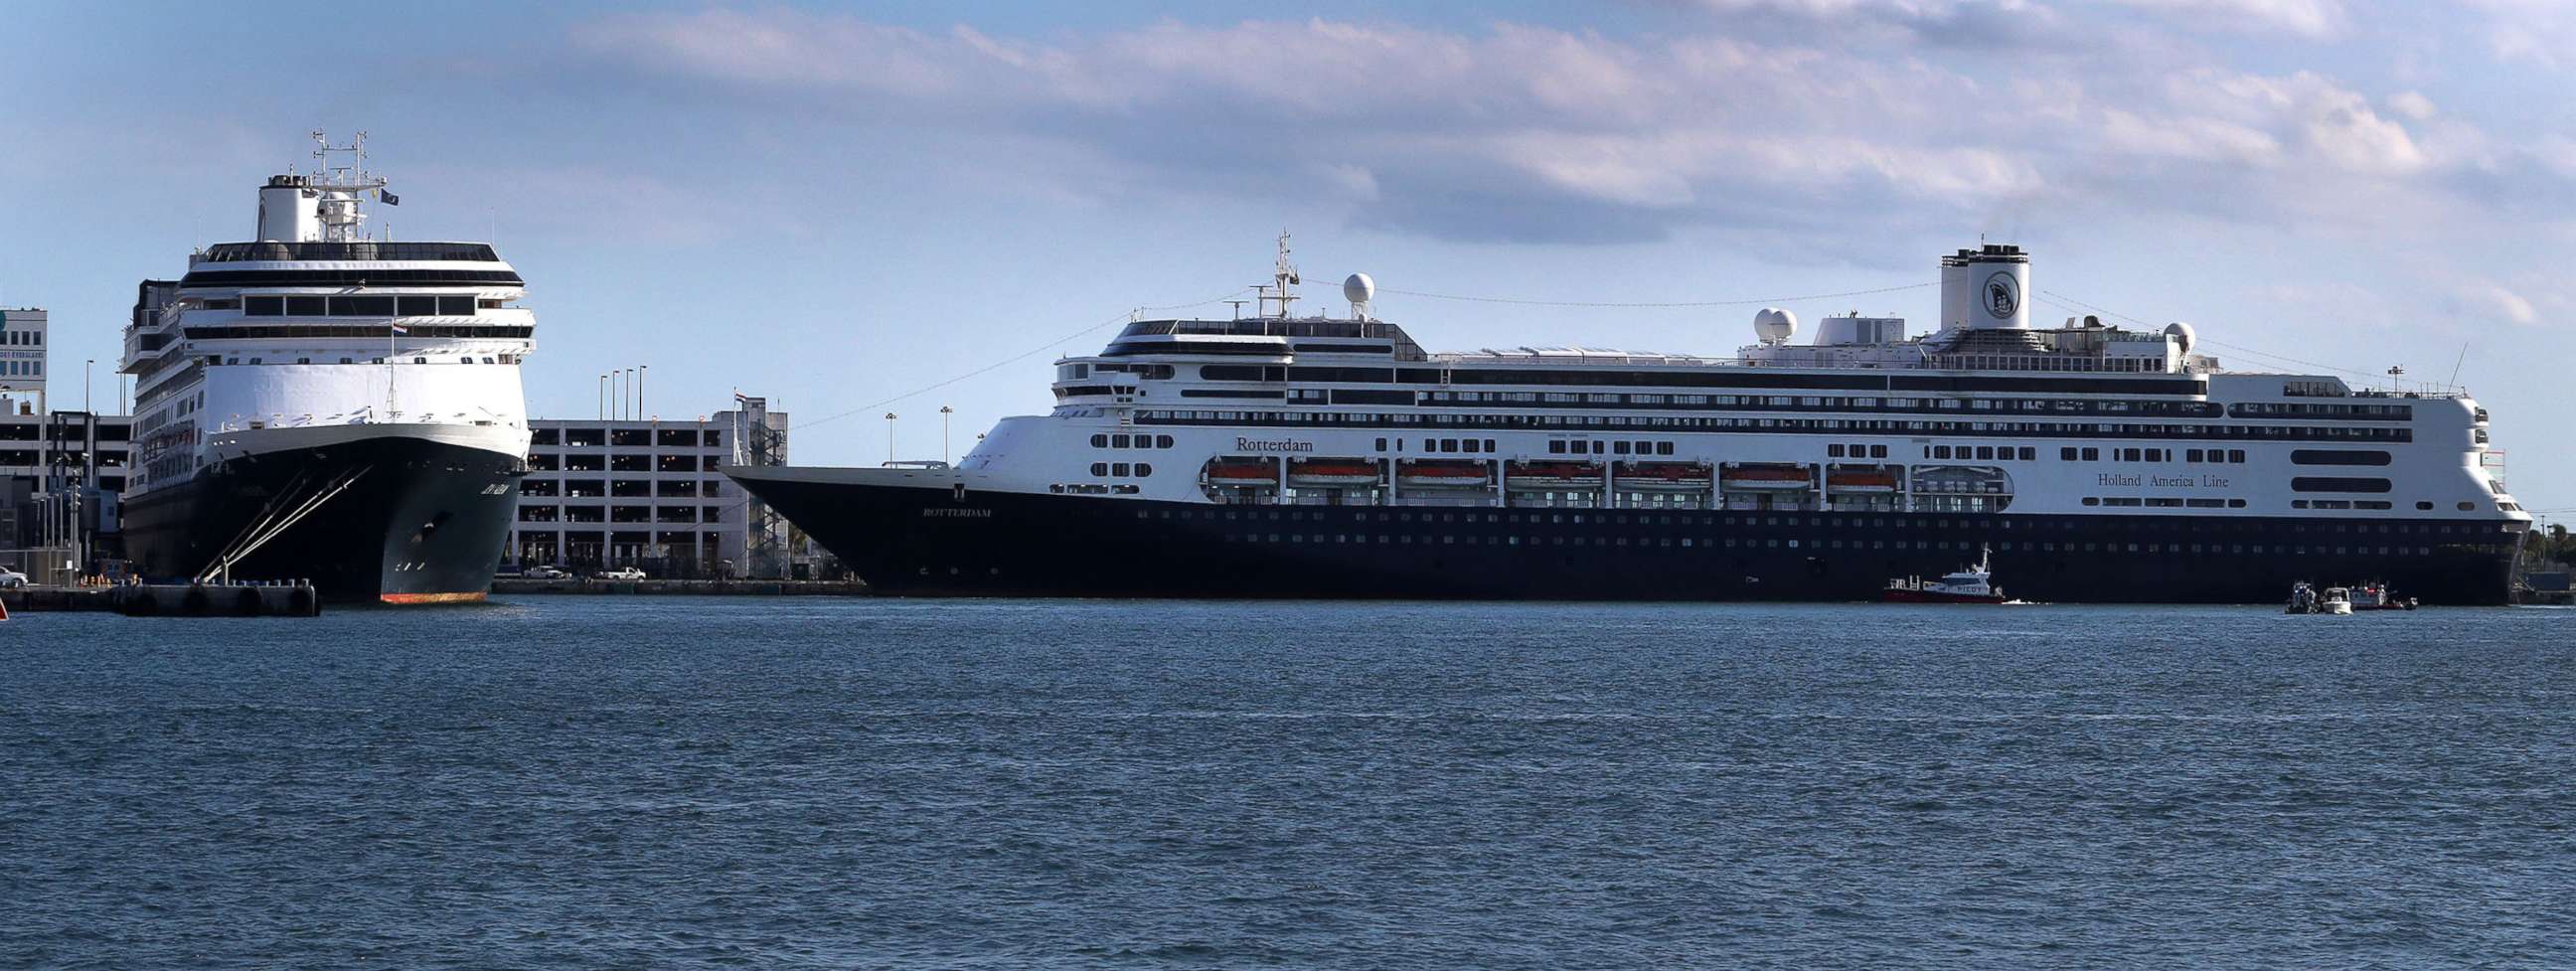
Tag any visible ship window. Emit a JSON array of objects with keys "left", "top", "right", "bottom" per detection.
[
  {"left": 244, "top": 296, "right": 284, "bottom": 316},
  {"left": 437, "top": 295, "right": 477, "bottom": 315},
  {"left": 1091, "top": 434, "right": 1107, "bottom": 447},
  {"left": 1090, "top": 462, "right": 1107, "bottom": 476},
  {"left": 1870, "top": 445, "right": 1886, "bottom": 458},
  {"left": 2017, "top": 447, "right": 2035, "bottom": 460},
  {"left": 1932, "top": 445, "right": 1950, "bottom": 459},
  {"left": 2229, "top": 449, "right": 2245, "bottom": 462},
  {"left": 1464, "top": 439, "right": 1482, "bottom": 453},
  {"left": 413, "top": 357, "right": 428, "bottom": 365},
  {"left": 1158, "top": 435, "right": 1174, "bottom": 448},
  {"left": 397, "top": 296, "right": 438, "bottom": 316},
  {"left": 285, "top": 296, "right": 326, "bottom": 316},
  {"left": 1136, "top": 463, "right": 1152, "bottom": 476},
  {"left": 2083, "top": 497, "right": 2100, "bottom": 506},
  {"left": 1829, "top": 444, "right": 1845, "bottom": 457},
  {"left": 1547, "top": 440, "right": 1565, "bottom": 454},
  {"left": 2060, "top": 447, "right": 2077, "bottom": 460},
  {"left": 296, "top": 358, "right": 310, "bottom": 365},
  {"left": 1613, "top": 441, "right": 1630, "bottom": 455},
  {"left": 1112, "top": 434, "right": 1131, "bottom": 447},
  {"left": 2229, "top": 499, "right": 2246, "bottom": 508},
  {"left": 335, "top": 295, "right": 396, "bottom": 316}
]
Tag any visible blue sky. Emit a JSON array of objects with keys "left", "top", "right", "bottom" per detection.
[{"left": 4, "top": 1, "right": 2572, "bottom": 512}]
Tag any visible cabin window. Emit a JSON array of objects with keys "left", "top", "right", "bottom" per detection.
[
  {"left": 1090, "top": 434, "right": 1107, "bottom": 447},
  {"left": 1090, "top": 462, "right": 1108, "bottom": 476},
  {"left": 243, "top": 296, "right": 285, "bottom": 316},
  {"left": 436, "top": 295, "right": 477, "bottom": 315},
  {"left": 1157, "top": 435, "right": 1174, "bottom": 448},
  {"left": 285, "top": 296, "right": 326, "bottom": 316}
]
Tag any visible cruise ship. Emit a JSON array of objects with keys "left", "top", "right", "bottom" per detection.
[
  {"left": 727, "top": 240, "right": 2530, "bottom": 603},
  {"left": 119, "top": 133, "right": 532, "bottom": 601}
]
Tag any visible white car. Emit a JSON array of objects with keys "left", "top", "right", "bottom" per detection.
[
  {"left": 0, "top": 567, "right": 26, "bottom": 588},
  {"left": 597, "top": 567, "right": 647, "bottom": 580},
  {"left": 525, "top": 566, "right": 572, "bottom": 579}
]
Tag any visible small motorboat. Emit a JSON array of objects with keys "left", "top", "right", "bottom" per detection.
[
  {"left": 2348, "top": 582, "right": 2419, "bottom": 611},
  {"left": 1883, "top": 546, "right": 2006, "bottom": 604},
  {"left": 2319, "top": 586, "right": 2354, "bottom": 615}
]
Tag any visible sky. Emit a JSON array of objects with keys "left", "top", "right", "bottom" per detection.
[{"left": 3, "top": 0, "right": 2572, "bottom": 512}]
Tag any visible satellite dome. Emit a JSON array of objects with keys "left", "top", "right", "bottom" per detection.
[
  {"left": 2164, "top": 321, "right": 2196, "bottom": 354},
  {"left": 1753, "top": 307, "right": 1798, "bottom": 343},
  {"left": 1343, "top": 272, "right": 1375, "bottom": 305}
]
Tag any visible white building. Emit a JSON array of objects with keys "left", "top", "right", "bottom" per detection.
[
  {"left": 2, "top": 308, "right": 49, "bottom": 415},
  {"left": 508, "top": 404, "right": 789, "bottom": 577}
]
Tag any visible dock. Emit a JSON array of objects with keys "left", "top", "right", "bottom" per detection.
[{"left": 3, "top": 582, "right": 322, "bottom": 616}]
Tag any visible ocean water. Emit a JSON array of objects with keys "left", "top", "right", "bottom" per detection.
[{"left": 2, "top": 597, "right": 2571, "bottom": 970}]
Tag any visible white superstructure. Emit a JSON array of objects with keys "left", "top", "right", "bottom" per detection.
[
  {"left": 121, "top": 132, "right": 532, "bottom": 498},
  {"left": 950, "top": 243, "right": 2521, "bottom": 527}
]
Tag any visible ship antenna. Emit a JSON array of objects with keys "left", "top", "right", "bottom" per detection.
[{"left": 1263, "top": 230, "right": 1300, "bottom": 319}]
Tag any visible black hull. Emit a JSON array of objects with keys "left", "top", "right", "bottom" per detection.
[
  {"left": 120, "top": 436, "right": 521, "bottom": 602},
  {"left": 734, "top": 475, "right": 2523, "bottom": 605}
]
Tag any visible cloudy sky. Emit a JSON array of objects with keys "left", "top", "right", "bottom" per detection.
[{"left": 4, "top": 1, "right": 2572, "bottom": 511}]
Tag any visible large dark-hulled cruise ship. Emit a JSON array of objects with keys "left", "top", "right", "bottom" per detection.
[
  {"left": 728, "top": 240, "right": 2530, "bottom": 603},
  {"left": 119, "top": 133, "right": 532, "bottom": 601}
]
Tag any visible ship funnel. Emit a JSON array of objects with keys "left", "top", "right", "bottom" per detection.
[
  {"left": 256, "top": 175, "right": 321, "bottom": 243},
  {"left": 1939, "top": 243, "right": 2030, "bottom": 330}
]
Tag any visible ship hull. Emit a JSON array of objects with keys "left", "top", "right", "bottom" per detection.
[
  {"left": 728, "top": 468, "right": 2522, "bottom": 605},
  {"left": 121, "top": 433, "right": 522, "bottom": 602},
  {"left": 1879, "top": 588, "right": 2008, "bottom": 604}
]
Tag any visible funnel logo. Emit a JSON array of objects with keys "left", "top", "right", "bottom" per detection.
[{"left": 1983, "top": 271, "right": 2019, "bottom": 320}]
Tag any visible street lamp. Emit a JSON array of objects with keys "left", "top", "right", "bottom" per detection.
[
  {"left": 939, "top": 405, "right": 953, "bottom": 464},
  {"left": 885, "top": 411, "right": 898, "bottom": 465},
  {"left": 84, "top": 360, "right": 93, "bottom": 413}
]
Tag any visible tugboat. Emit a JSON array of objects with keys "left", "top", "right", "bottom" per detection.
[{"left": 1882, "top": 547, "right": 2008, "bottom": 603}]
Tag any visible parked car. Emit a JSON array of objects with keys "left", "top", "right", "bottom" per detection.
[
  {"left": 0, "top": 567, "right": 27, "bottom": 588},
  {"left": 525, "top": 566, "right": 572, "bottom": 579},
  {"left": 597, "top": 566, "right": 647, "bottom": 580}
]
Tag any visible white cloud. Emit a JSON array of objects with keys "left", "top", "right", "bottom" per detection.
[
  {"left": 565, "top": 10, "right": 2564, "bottom": 244},
  {"left": 2454, "top": 282, "right": 2539, "bottom": 325},
  {"left": 2112, "top": 0, "right": 2348, "bottom": 38}
]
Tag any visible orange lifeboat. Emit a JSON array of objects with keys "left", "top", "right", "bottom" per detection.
[
  {"left": 1720, "top": 463, "right": 1813, "bottom": 490},
  {"left": 1826, "top": 464, "right": 1900, "bottom": 493},
  {"left": 1288, "top": 457, "right": 1382, "bottom": 487},
  {"left": 1396, "top": 458, "right": 1491, "bottom": 488},
  {"left": 1615, "top": 461, "right": 1714, "bottom": 491},
  {"left": 1505, "top": 460, "right": 1606, "bottom": 490},
  {"left": 1203, "top": 456, "right": 1279, "bottom": 484}
]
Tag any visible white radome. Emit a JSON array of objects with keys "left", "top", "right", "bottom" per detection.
[
  {"left": 1344, "top": 273, "right": 1375, "bottom": 305},
  {"left": 2165, "top": 321, "right": 2196, "bottom": 354},
  {"left": 1754, "top": 307, "right": 1798, "bottom": 343}
]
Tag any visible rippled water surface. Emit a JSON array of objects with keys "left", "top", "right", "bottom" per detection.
[{"left": 4, "top": 597, "right": 2572, "bottom": 969}]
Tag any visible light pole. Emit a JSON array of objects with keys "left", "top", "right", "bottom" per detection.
[
  {"left": 599, "top": 374, "right": 607, "bottom": 419},
  {"left": 639, "top": 365, "right": 648, "bottom": 420},
  {"left": 84, "top": 360, "right": 93, "bottom": 413},
  {"left": 939, "top": 405, "right": 953, "bottom": 464},
  {"left": 885, "top": 411, "right": 897, "bottom": 465}
]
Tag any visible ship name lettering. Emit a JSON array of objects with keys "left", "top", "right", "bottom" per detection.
[
  {"left": 921, "top": 508, "right": 994, "bottom": 518},
  {"left": 1235, "top": 437, "right": 1315, "bottom": 453}
]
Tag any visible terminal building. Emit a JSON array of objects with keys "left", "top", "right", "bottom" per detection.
[
  {"left": 0, "top": 307, "right": 133, "bottom": 581},
  {"left": 507, "top": 399, "right": 793, "bottom": 577}
]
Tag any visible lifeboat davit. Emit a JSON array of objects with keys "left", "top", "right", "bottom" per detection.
[
  {"left": 1615, "top": 461, "right": 1714, "bottom": 491},
  {"left": 1396, "top": 458, "right": 1491, "bottom": 488},
  {"left": 1505, "top": 460, "right": 1606, "bottom": 490},
  {"left": 1288, "top": 457, "right": 1382, "bottom": 487},
  {"left": 1720, "top": 463, "right": 1813, "bottom": 490},
  {"left": 1826, "top": 464, "right": 1900, "bottom": 493},
  {"left": 1203, "top": 456, "right": 1279, "bottom": 484}
]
